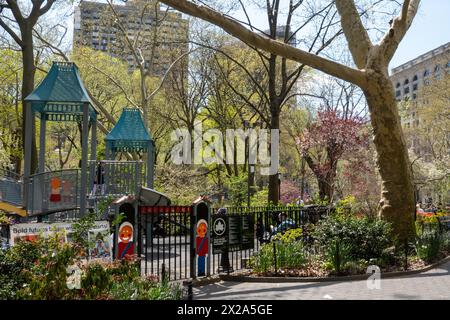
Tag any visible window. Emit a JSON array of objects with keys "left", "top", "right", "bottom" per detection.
[
  {"left": 396, "top": 82, "right": 401, "bottom": 88},
  {"left": 424, "top": 79, "right": 430, "bottom": 86},
  {"left": 413, "top": 74, "right": 418, "bottom": 82},
  {"left": 424, "top": 69, "right": 430, "bottom": 77},
  {"left": 404, "top": 79, "right": 409, "bottom": 85},
  {"left": 404, "top": 87, "right": 410, "bottom": 94},
  {"left": 413, "top": 93, "right": 417, "bottom": 100},
  {"left": 434, "top": 65, "right": 441, "bottom": 73},
  {"left": 413, "top": 83, "right": 418, "bottom": 91},
  {"left": 396, "top": 90, "right": 401, "bottom": 97}
]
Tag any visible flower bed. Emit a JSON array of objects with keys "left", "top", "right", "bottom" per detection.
[{"left": 248, "top": 212, "right": 450, "bottom": 278}]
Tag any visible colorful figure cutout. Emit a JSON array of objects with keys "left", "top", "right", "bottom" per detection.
[
  {"left": 196, "top": 219, "right": 208, "bottom": 276},
  {"left": 117, "top": 222, "right": 135, "bottom": 260},
  {"left": 49, "top": 177, "right": 61, "bottom": 202}
]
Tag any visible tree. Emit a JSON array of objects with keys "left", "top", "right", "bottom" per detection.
[
  {"left": 193, "top": 0, "right": 342, "bottom": 204},
  {"left": 299, "top": 110, "right": 367, "bottom": 202},
  {"left": 0, "top": 0, "right": 61, "bottom": 174},
  {"left": 158, "top": 0, "right": 420, "bottom": 240},
  {"left": 401, "top": 70, "right": 450, "bottom": 205}
]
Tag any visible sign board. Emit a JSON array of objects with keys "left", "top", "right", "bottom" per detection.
[
  {"left": 9, "top": 221, "right": 112, "bottom": 261},
  {"left": 211, "top": 214, "right": 227, "bottom": 253},
  {"left": 212, "top": 214, "right": 254, "bottom": 253}
]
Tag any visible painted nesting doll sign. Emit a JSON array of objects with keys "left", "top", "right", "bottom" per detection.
[
  {"left": 196, "top": 219, "right": 209, "bottom": 276},
  {"left": 117, "top": 222, "right": 135, "bottom": 260},
  {"left": 49, "top": 177, "right": 62, "bottom": 202}
]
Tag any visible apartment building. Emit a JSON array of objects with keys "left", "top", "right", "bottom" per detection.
[{"left": 74, "top": 0, "right": 189, "bottom": 75}]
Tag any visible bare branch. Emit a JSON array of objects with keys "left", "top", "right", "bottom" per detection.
[
  {"left": 379, "top": 0, "right": 420, "bottom": 64},
  {"left": 159, "top": 0, "right": 367, "bottom": 88},
  {"left": 335, "top": 0, "right": 372, "bottom": 69}
]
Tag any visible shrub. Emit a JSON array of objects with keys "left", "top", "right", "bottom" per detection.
[
  {"left": 1, "top": 212, "right": 182, "bottom": 300},
  {"left": 81, "top": 262, "right": 112, "bottom": 299},
  {"left": 0, "top": 240, "right": 40, "bottom": 299},
  {"left": 322, "top": 239, "right": 352, "bottom": 274},
  {"left": 415, "top": 230, "right": 444, "bottom": 263},
  {"left": 17, "top": 232, "right": 77, "bottom": 300},
  {"left": 313, "top": 214, "right": 393, "bottom": 263},
  {"left": 251, "top": 228, "right": 307, "bottom": 273}
]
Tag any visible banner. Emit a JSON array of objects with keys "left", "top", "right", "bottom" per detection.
[{"left": 9, "top": 221, "right": 112, "bottom": 261}]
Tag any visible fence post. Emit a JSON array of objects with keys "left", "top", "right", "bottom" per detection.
[
  {"left": 183, "top": 280, "right": 193, "bottom": 300},
  {"left": 273, "top": 241, "right": 277, "bottom": 274},
  {"left": 190, "top": 206, "right": 196, "bottom": 280},
  {"left": 161, "top": 263, "right": 166, "bottom": 282}
]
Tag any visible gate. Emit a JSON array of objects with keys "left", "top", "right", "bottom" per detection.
[{"left": 138, "top": 205, "right": 194, "bottom": 281}]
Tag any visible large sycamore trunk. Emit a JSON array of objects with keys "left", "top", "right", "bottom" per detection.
[{"left": 364, "top": 69, "right": 415, "bottom": 241}]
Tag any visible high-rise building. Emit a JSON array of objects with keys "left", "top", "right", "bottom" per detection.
[
  {"left": 74, "top": 0, "right": 189, "bottom": 75},
  {"left": 390, "top": 43, "right": 450, "bottom": 205},
  {"left": 390, "top": 42, "right": 449, "bottom": 153}
]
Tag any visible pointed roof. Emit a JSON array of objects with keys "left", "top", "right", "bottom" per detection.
[
  {"left": 25, "top": 61, "right": 97, "bottom": 121},
  {"left": 105, "top": 108, "right": 153, "bottom": 153}
]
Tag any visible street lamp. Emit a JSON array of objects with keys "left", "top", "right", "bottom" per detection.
[{"left": 278, "top": 172, "right": 281, "bottom": 201}]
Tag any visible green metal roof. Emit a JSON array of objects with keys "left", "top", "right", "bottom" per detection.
[
  {"left": 105, "top": 108, "right": 153, "bottom": 153},
  {"left": 24, "top": 61, "right": 97, "bottom": 120}
]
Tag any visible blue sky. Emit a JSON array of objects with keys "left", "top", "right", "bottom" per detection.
[
  {"left": 66, "top": 1, "right": 449, "bottom": 71},
  {"left": 389, "top": 0, "right": 450, "bottom": 70},
  {"left": 230, "top": 0, "right": 449, "bottom": 72}
]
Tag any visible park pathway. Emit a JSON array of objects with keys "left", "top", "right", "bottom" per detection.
[{"left": 193, "top": 261, "right": 450, "bottom": 300}]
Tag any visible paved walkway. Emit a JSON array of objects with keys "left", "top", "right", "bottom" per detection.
[{"left": 193, "top": 261, "right": 450, "bottom": 300}]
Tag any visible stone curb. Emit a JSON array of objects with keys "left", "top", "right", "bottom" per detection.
[{"left": 214, "top": 256, "right": 450, "bottom": 284}]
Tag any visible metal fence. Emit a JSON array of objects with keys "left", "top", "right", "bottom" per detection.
[
  {"left": 27, "top": 169, "right": 81, "bottom": 216},
  {"left": 138, "top": 205, "right": 194, "bottom": 281},
  {"left": 0, "top": 169, "right": 22, "bottom": 206},
  {"left": 137, "top": 204, "right": 330, "bottom": 282},
  {"left": 210, "top": 205, "right": 330, "bottom": 274},
  {"left": 88, "top": 160, "right": 143, "bottom": 198}
]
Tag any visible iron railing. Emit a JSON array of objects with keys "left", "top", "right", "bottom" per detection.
[
  {"left": 0, "top": 170, "right": 23, "bottom": 206},
  {"left": 88, "top": 160, "right": 143, "bottom": 197},
  {"left": 210, "top": 205, "right": 331, "bottom": 274},
  {"left": 27, "top": 169, "right": 81, "bottom": 216},
  {"left": 139, "top": 206, "right": 193, "bottom": 281}
]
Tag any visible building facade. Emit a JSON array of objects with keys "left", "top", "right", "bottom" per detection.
[
  {"left": 390, "top": 42, "right": 450, "bottom": 205},
  {"left": 74, "top": 0, "right": 189, "bottom": 75},
  {"left": 390, "top": 42, "right": 449, "bottom": 150}
]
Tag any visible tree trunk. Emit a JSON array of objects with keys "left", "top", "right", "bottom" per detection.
[
  {"left": 268, "top": 111, "right": 280, "bottom": 204},
  {"left": 21, "top": 33, "right": 38, "bottom": 175},
  {"left": 364, "top": 68, "right": 415, "bottom": 241}
]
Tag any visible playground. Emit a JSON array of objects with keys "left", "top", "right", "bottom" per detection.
[
  {"left": 0, "top": 61, "right": 330, "bottom": 285},
  {"left": 1, "top": 62, "right": 448, "bottom": 302}
]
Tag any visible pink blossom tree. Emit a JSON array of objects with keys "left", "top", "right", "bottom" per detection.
[{"left": 298, "top": 110, "right": 368, "bottom": 202}]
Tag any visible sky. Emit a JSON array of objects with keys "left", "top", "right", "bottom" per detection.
[
  {"left": 229, "top": 0, "right": 450, "bottom": 72},
  {"left": 389, "top": 0, "right": 450, "bottom": 71},
  {"left": 64, "top": 0, "right": 449, "bottom": 71}
]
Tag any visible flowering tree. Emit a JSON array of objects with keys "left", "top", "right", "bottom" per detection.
[
  {"left": 298, "top": 110, "right": 368, "bottom": 202},
  {"left": 280, "top": 180, "right": 301, "bottom": 205}
]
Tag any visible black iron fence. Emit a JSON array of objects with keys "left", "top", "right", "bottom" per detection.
[
  {"left": 138, "top": 205, "right": 193, "bottom": 282},
  {"left": 137, "top": 204, "right": 331, "bottom": 281},
  {"left": 210, "top": 205, "right": 331, "bottom": 274}
]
